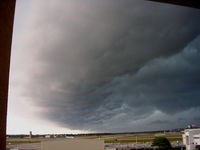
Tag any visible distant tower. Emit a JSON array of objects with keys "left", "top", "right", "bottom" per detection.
[{"left": 29, "top": 131, "right": 32, "bottom": 138}]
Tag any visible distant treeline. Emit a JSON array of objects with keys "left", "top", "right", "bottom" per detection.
[{"left": 7, "top": 127, "right": 196, "bottom": 138}]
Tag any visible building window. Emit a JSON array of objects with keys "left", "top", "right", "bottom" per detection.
[{"left": 186, "top": 136, "right": 189, "bottom": 145}]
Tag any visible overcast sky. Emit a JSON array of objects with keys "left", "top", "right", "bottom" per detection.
[{"left": 7, "top": 0, "right": 200, "bottom": 134}]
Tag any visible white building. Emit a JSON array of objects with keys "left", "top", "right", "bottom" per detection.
[
  {"left": 183, "top": 129, "right": 200, "bottom": 150},
  {"left": 45, "top": 135, "right": 54, "bottom": 138},
  {"left": 65, "top": 136, "right": 74, "bottom": 139}
]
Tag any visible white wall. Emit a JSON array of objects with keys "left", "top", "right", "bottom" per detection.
[{"left": 183, "top": 129, "right": 200, "bottom": 150}]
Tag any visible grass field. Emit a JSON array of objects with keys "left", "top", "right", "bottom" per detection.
[
  {"left": 7, "top": 132, "right": 183, "bottom": 145},
  {"left": 77, "top": 132, "right": 183, "bottom": 143},
  {"left": 7, "top": 140, "right": 41, "bottom": 145}
]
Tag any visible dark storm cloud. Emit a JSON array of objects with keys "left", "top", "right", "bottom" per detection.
[
  {"left": 149, "top": 120, "right": 171, "bottom": 125},
  {"left": 20, "top": 0, "right": 200, "bottom": 132}
]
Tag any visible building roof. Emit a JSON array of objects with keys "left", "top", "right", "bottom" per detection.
[{"left": 148, "top": 0, "right": 200, "bottom": 9}]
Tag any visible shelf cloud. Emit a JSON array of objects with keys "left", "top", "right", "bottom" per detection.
[{"left": 12, "top": 0, "right": 200, "bottom": 132}]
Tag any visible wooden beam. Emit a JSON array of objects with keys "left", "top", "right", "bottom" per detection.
[
  {"left": 0, "top": 0, "right": 16, "bottom": 149},
  {"left": 148, "top": 0, "right": 200, "bottom": 9}
]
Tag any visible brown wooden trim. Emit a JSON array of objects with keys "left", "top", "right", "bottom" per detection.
[
  {"left": 148, "top": 0, "right": 200, "bottom": 9},
  {"left": 0, "top": 0, "right": 16, "bottom": 149}
]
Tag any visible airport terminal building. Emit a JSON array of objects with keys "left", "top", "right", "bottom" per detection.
[{"left": 183, "top": 129, "right": 200, "bottom": 150}]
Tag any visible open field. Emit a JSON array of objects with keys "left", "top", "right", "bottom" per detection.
[
  {"left": 7, "top": 131, "right": 183, "bottom": 145},
  {"left": 6, "top": 132, "right": 183, "bottom": 150},
  {"left": 74, "top": 132, "right": 182, "bottom": 143},
  {"left": 7, "top": 143, "right": 41, "bottom": 150}
]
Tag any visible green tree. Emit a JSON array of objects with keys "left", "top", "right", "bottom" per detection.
[
  {"left": 196, "top": 145, "right": 200, "bottom": 150},
  {"left": 152, "top": 137, "right": 171, "bottom": 149}
]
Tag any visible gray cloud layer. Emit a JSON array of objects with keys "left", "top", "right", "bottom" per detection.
[{"left": 14, "top": 0, "right": 200, "bottom": 132}]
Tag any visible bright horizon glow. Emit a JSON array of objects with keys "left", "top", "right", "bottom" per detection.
[{"left": 7, "top": 0, "right": 89, "bottom": 135}]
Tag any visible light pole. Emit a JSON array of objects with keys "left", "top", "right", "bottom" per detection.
[{"left": 136, "top": 136, "right": 138, "bottom": 150}]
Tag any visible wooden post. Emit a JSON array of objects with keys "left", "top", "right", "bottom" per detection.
[{"left": 0, "top": 0, "right": 16, "bottom": 149}]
